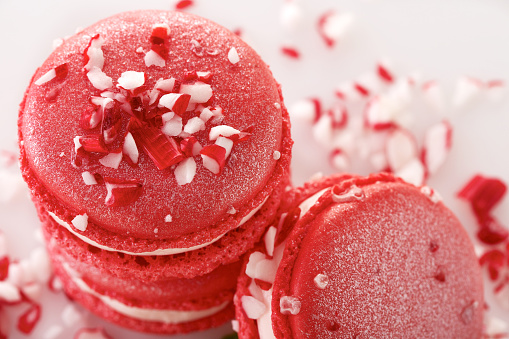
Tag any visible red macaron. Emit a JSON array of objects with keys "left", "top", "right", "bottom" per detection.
[
  {"left": 19, "top": 10, "right": 292, "bottom": 333},
  {"left": 235, "top": 173, "right": 484, "bottom": 338}
]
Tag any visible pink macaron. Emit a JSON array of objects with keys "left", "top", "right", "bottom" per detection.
[
  {"left": 19, "top": 10, "right": 292, "bottom": 333},
  {"left": 235, "top": 173, "right": 484, "bottom": 338}
]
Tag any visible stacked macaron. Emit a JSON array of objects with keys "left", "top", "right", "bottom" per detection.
[
  {"left": 235, "top": 173, "right": 484, "bottom": 338},
  {"left": 18, "top": 10, "right": 291, "bottom": 334}
]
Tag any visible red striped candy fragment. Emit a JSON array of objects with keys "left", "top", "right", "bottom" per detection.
[
  {"left": 180, "top": 136, "right": 202, "bottom": 157},
  {"left": 476, "top": 215, "right": 509, "bottom": 245},
  {"left": 377, "top": 61, "right": 394, "bottom": 83},
  {"left": 34, "top": 63, "right": 69, "bottom": 86},
  {"left": 159, "top": 93, "right": 191, "bottom": 116},
  {"left": 479, "top": 250, "right": 505, "bottom": 281},
  {"left": 281, "top": 46, "right": 300, "bottom": 59},
  {"left": 104, "top": 178, "right": 143, "bottom": 207},
  {"left": 79, "top": 135, "right": 108, "bottom": 153},
  {"left": 101, "top": 105, "right": 123, "bottom": 144},
  {"left": 17, "top": 303, "right": 41, "bottom": 334},
  {"left": 129, "top": 119, "right": 184, "bottom": 170},
  {"left": 200, "top": 144, "right": 226, "bottom": 175},
  {"left": 317, "top": 10, "right": 354, "bottom": 48},
  {"left": 80, "top": 106, "right": 102, "bottom": 130},
  {"left": 457, "top": 174, "right": 507, "bottom": 216},
  {"left": 174, "top": 0, "right": 194, "bottom": 10},
  {"left": 149, "top": 24, "right": 170, "bottom": 59},
  {"left": 0, "top": 258, "right": 8, "bottom": 281}
]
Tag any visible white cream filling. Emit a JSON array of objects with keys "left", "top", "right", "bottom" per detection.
[
  {"left": 250, "top": 188, "right": 330, "bottom": 337},
  {"left": 47, "top": 196, "right": 268, "bottom": 256},
  {"left": 61, "top": 263, "right": 228, "bottom": 324}
]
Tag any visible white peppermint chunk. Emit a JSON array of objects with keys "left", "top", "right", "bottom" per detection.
[
  {"left": 154, "top": 77, "right": 176, "bottom": 92},
  {"left": 209, "top": 125, "right": 240, "bottom": 141},
  {"left": 86, "top": 67, "right": 113, "bottom": 90},
  {"left": 117, "top": 71, "right": 145, "bottom": 90},
  {"left": 35, "top": 68, "right": 57, "bottom": 86},
  {"left": 72, "top": 214, "right": 88, "bottom": 232},
  {"left": 228, "top": 47, "right": 240, "bottom": 64},
  {"left": 81, "top": 171, "right": 97, "bottom": 185},
  {"left": 123, "top": 132, "right": 139, "bottom": 164},
  {"left": 180, "top": 82, "right": 213, "bottom": 104},
  {"left": 144, "top": 50, "right": 166, "bottom": 67},
  {"left": 99, "top": 152, "right": 122, "bottom": 169},
  {"left": 174, "top": 158, "right": 197, "bottom": 186}
]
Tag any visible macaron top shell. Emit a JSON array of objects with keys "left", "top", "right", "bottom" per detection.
[
  {"left": 272, "top": 174, "right": 484, "bottom": 338},
  {"left": 20, "top": 10, "right": 285, "bottom": 241}
]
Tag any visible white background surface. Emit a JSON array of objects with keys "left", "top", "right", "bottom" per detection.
[{"left": 0, "top": 0, "right": 508, "bottom": 338}]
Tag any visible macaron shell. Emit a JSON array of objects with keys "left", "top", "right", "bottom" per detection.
[
  {"left": 20, "top": 10, "right": 284, "bottom": 240},
  {"left": 273, "top": 176, "right": 484, "bottom": 338}
]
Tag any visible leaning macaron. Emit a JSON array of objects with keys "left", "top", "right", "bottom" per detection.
[
  {"left": 235, "top": 173, "right": 484, "bottom": 338},
  {"left": 19, "top": 9, "right": 292, "bottom": 333}
]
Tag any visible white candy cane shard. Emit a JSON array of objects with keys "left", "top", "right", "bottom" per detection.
[
  {"left": 330, "top": 148, "right": 350, "bottom": 172},
  {"left": 289, "top": 98, "right": 321, "bottom": 123},
  {"left": 161, "top": 115, "right": 183, "bottom": 137},
  {"left": 180, "top": 82, "right": 213, "bottom": 104},
  {"left": 183, "top": 117, "right": 206, "bottom": 135},
  {"left": 165, "top": 214, "right": 172, "bottom": 223},
  {"left": 422, "top": 121, "right": 452, "bottom": 175},
  {"left": 209, "top": 125, "right": 240, "bottom": 141},
  {"left": 364, "top": 96, "right": 396, "bottom": 130},
  {"left": 144, "top": 50, "right": 166, "bottom": 67},
  {"left": 174, "top": 157, "right": 197, "bottom": 186},
  {"left": 385, "top": 128, "right": 418, "bottom": 171},
  {"left": 154, "top": 77, "right": 176, "bottom": 92},
  {"left": 318, "top": 10, "right": 355, "bottom": 47},
  {"left": 84, "top": 35, "right": 105, "bottom": 71},
  {"left": 421, "top": 81, "right": 445, "bottom": 112},
  {"left": 280, "top": 296, "right": 301, "bottom": 315},
  {"left": 452, "top": 76, "right": 483, "bottom": 109},
  {"left": 264, "top": 226, "right": 277, "bottom": 257},
  {"left": 241, "top": 295, "right": 266, "bottom": 319},
  {"left": 35, "top": 69, "right": 57, "bottom": 86},
  {"left": 312, "top": 114, "right": 334, "bottom": 147},
  {"left": 228, "top": 47, "right": 240, "bottom": 64},
  {"left": 71, "top": 214, "right": 88, "bottom": 232},
  {"left": 86, "top": 67, "right": 113, "bottom": 91},
  {"left": 394, "top": 158, "right": 425, "bottom": 186},
  {"left": 122, "top": 132, "right": 139, "bottom": 164},
  {"left": 280, "top": 1, "right": 303, "bottom": 31},
  {"left": 117, "top": 71, "right": 145, "bottom": 90},
  {"left": 99, "top": 152, "right": 122, "bottom": 169}
]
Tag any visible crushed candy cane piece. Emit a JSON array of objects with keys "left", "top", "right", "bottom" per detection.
[
  {"left": 35, "top": 64, "right": 69, "bottom": 86},
  {"left": 183, "top": 117, "right": 206, "bottom": 135},
  {"left": 61, "top": 304, "right": 83, "bottom": 327},
  {"left": 86, "top": 67, "right": 113, "bottom": 91},
  {"left": 200, "top": 145, "right": 226, "bottom": 175},
  {"left": 180, "top": 82, "right": 213, "bottom": 104},
  {"left": 289, "top": 98, "right": 321, "bottom": 123},
  {"left": 452, "top": 76, "right": 483, "bottom": 109},
  {"left": 0, "top": 281, "right": 21, "bottom": 303},
  {"left": 422, "top": 121, "right": 452, "bottom": 175},
  {"left": 280, "top": 296, "right": 301, "bottom": 315},
  {"left": 180, "top": 137, "right": 202, "bottom": 157},
  {"left": 264, "top": 226, "right": 277, "bottom": 257},
  {"left": 29, "top": 248, "right": 51, "bottom": 284},
  {"left": 228, "top": 47, "right": 240, "bottom": 64},
  {"left": 209, "top": 125, "right": 240, "bottom": 141},
  {"left": 144, "top": 50, "right": 166, "bottom": 67},
  {"left": 117, "top": 71, "right": 145, "bottom": 90},
  {"left": 164, "top": 214, "right": 172, "bottom": 223},
  {"left": 174, "top": 157, "right": 197, "bottom": 186},
  {"left": 457, "top": 174, "right": 507, "bottom": 216},
  {"left": 81, "top": 171, "right": 97, "bottom": 185},
  {"left": 17, "top": 303, "right": 41, "bottom": 334},
  {"left": 318, "top": 10, "right": 355, "bottom": 48},
  {"left": 273, "top": 151, "right": 281, "bottom": 160},
  {"left": 385, "top": 128, "right": 418, "bottom": 171},
  {"left": 154, "top": 78, "right": 176, "bottom": 92},
  {"left": 280, "top": 1, "right": 303, "bottom": 31},
  {"left": 83, "top": 35, "right": 105, "bottom": 71},
  {"left": 159, "top": 93, "right": 191, "bottom": 116},
  {"left": 130, "top": 119, "right": 184, "bottom": 170},
  {"left": 330, "top": 148, "right": 349, "bottom": 172},
  {"left": 421, "top": 80, "right": 445, "bottom": 112},
  {"left": 104, "top": 178, "right": 143, "bottom": 207},
  {"left": 122, "top": 132, "right": 139, "bottom": 164},
  {"left": 241, "top": 295, "right": 266, "bottom": 320},
  {"left": 72, "top": 214, "right": 88, "bottom": 232},
  {"left": 99, "top": 151, "right": 122, "bottom": 169},
  {"left": 215, "top": 137, "right": 234, "bottom": 158},
  {"left": 377, "top": 61, "right": 395, "bottom": 83},
  {"left": 394, "top": 158, "right": 425, "bottom": 186},
  {"left": 314, "top": 273, "right": 329, "bottom": 289},
  {"left": 281, "top": 46, "right": 300, "bottom": 59},
  {"left": 174, "top": 0, "right": 194, "bottom": 10}
]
